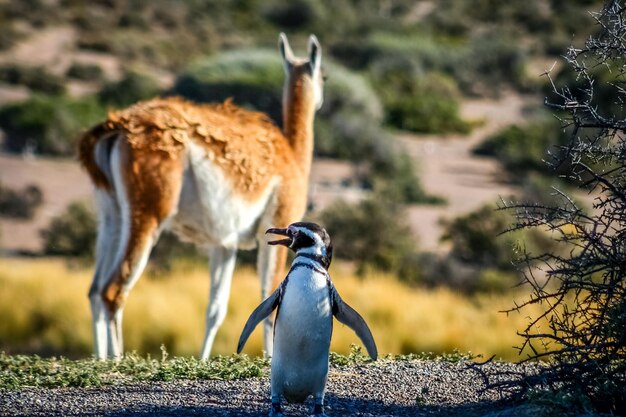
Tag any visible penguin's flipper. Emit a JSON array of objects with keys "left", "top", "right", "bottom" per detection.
[
  {"left": 237, "top": 284, "right": 283, "bottom": 353},
  {"left": 330, "top": 284, "right": 378, "bottom": 360}
]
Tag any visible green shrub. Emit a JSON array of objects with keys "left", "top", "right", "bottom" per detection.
[
  {"left": 376, "top": 71, "right": 470, "bottom": 133},
  {"left": 66, "top": 62, "right": 104, "bottom": 81},
  {"left": 258, "top": 0, "right": 414, "bottom": 41},
  {"left": 98, "top": 70, "right": 161, "bottom": 108},
  {"left": 149, "top": 231, "right": 205, "bottom": 274},
  {"left": 0, "top": 21, "right": 25, "bottom": 51},
  {"left": 425, "top": 0, "right": 602, "bottom": 56},
  {"left": 368, "top": 144, "right": 445, "bottom": 204},
  {"left": 441, "top": 205, "right": 518, "bottom": 270},
  {"left": 336, "top": 31, "right": 529, "bottom": 97},
  {"left": 260, "top": 0, "right": 326, "bottom": 29},
  {"left": 440, "top": 204, "right": 558, "bottom": 272},
  {"left": 41, "top": 202, "right": 97, "bottom": 257},
  {"left": 105, "top": 29, "right": 209, "bottom": 70},
  {"left": 397, "top": 252, "right": 473, "bottom": 288},
  {"left": 172, "top": 49, "right": 286, "bottom": 122},
  {"left": 0, "top": 64, "right": 65, "bottom": 94},
  {"left": 318, "top": 195, "right": 416, "bottom": 274},
  {"left": 455, "top": 36, "right": 528, "bottom": 95},
  {"left": 518, "top": 172, "right": 588, "bottom": 212},
  {"left": 173, "top": 49, "right": 383, "bottom": 127},
  {"left": 473, "top": 119, "right": 566, "bottom": 177},
  {"left": 0, "top": 94, "right": 107, "bottom": 155},
  {"left": 397, "top": 252, "right": 518, "bottom": 293},
  {"left": 0, "top": 182, "right": 43, "bottom": 219}
]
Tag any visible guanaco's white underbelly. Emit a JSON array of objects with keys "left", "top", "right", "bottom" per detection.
[
  {"left": 169, "top": 141, "right": 279, "bottom": 249},
  {"left": 272, "top": 267, "right": 332, "bottom": 403}
]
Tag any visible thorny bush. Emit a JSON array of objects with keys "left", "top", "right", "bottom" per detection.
[{"left": 480, "top": 2, "right": 626, "bottom": 414}]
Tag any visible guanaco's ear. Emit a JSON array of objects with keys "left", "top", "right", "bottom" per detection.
[
  {"left": 278, "top": 32, "right": 295, "bottom": 74},
  {"left": 308, "top": 34, "right": 321, "bottom": 75}
]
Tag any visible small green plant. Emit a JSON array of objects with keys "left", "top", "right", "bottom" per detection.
[
  {"left": 377, "top": 71, "right": 471, "bottom": 134},
  {"left": 394, "top": 349, "right": 480, "bottom": 363},
  {"left": 0, "top": 64, "right": 65, "bottom": 94},
  {"left": 441, "top": 205, "right": 518, "bottom": 270},
  {"left": 40, "top": 201, "right": 97, "bottom": 257},
  {"left": 319, "top": 195, "right": 417, "bottom": 274},
  {"left": 329, "top": 345, "right": 372, "bottom": 367},
  {"left": 98, "top": 70, "right": 162, "bottom": 108},
  {"left": 0, "top": 94, "right": 107, "bottom": 155},
  {"left": 396, "top": 204, "right": 558, "bottom": 293},
  {"left": 0, "top": 350, "right": 269, "bottom": 390},
  {"left": 66, "top": 62, "right": 104, "bottom": 81},
  {"left": 526, "top": 387, "right": 595, "bottom": 415},
  {"left": 473, "top": 120, "right": 567, "bottom": 177},
  {"left": 148, "top": 231, "right": 205, "bottom": 274},
  {"left": 0, "top": 21, "right": 24, "bottom": 51},
  {"left": 0, "top": 182, "right": 42, "bottom": 219}
]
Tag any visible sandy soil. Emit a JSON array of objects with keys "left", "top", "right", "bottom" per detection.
[
  {"left": 0, "top": 153, "right": 92, "bottom": 253},
  {"left": 400, "top": 92, "right": 532, "bottom": 251},
  {"left": 0, "top": 26, "right": 76, "bottom": 73}
]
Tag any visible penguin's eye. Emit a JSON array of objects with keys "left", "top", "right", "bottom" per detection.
[{"left": 292, "top": 231, "right": 315, "bottom": 249}]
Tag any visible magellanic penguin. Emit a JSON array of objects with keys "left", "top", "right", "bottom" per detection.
[{"left": 237, "top": 221, "right": 378, "bottom": 417}]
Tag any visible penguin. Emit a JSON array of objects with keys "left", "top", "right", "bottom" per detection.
[{"left": 237, "top": 221, "right": 378, "bottom": 417}]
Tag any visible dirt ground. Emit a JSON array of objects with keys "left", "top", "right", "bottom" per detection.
[{"left": 401, "top": 92, "right": 532, "bottom": 251}]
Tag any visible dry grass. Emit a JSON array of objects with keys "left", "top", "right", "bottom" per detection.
[{"left": 0, "top": 258, "right": 548, "bottom": 361}]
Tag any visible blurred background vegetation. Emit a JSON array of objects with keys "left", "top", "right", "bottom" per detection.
[{"left": 0, "top": 0, "right": 605, "bottom": 359}]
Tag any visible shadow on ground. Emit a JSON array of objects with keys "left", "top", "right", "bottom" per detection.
[{"left": 77, "top": 394, "right": 525, "bottom": 417}]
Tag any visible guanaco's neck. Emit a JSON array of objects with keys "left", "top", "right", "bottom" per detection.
[{"left": 282, "top": 71, "right": 316, "bottom": 178}]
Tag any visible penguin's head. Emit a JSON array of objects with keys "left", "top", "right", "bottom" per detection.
[{"left": 266, "top": 222, "right": 333, "bottom": 269}]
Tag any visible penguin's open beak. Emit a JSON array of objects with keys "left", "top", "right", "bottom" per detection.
[{"left": 266, "top": 227, "right": 292, "bottom": 247}]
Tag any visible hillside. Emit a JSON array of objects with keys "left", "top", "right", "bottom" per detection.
[{"left": 0, "top": 0, "right": 605, "bottom": 255}]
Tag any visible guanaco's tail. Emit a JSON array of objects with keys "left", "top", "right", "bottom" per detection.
[{"left": 78, "top": 123, "right": 119, "bottom": 191}]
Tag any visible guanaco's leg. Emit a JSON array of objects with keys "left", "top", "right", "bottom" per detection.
[
  {"left": 89, "top": 187, "right": 121, "bottom": 359},
  {"left": 200, "top": 246, "right": 238, "bottom": 360},
  {"left": 256, "top": 242, "right": 288, "bottom": 356},
  {"left": 100, "top": 140, "right": 184, "bottom": 358}
]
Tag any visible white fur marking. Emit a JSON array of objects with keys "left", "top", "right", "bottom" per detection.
[
  {"left": 105, "top": 140, "right": 132, "bottom": 358},
  {"left": 200, "top": 246, "right": 238, "bottom": 360},
  {"left": 171, "top": 142, "right": 279, "bottom": 249}
]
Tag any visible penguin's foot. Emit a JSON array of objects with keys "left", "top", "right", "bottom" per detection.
[
  {"left": 312, "top": 400, "right": 327, "bottom": 416},
  {"left": 269, "top": 401, "right": 283, "bottom": 417}
]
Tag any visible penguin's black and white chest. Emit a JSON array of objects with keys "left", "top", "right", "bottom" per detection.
[
  {"left": 274, "top": 264, "right": 332, "bottom": 358},
  {"left": 271, "top": 264, "right": 333, "bottom": 402}
]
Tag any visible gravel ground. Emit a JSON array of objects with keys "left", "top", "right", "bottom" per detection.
[{"left": 0, "top": 360, "right": 539, "bottom": 417}]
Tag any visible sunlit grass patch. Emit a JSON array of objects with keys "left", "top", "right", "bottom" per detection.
[
  {"left": 0, "top": 350, "right": 269, "bottom": 390},
  {"left": 0, "top": 346, "right": 484, "bottom": 390},
  {"left": 0, "top": 258, "right": 548, "bottom": 361}
]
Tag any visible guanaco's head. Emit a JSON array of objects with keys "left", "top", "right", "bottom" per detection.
[{"left": 279, "top": 32, "right": 324, "bottom": 112}]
